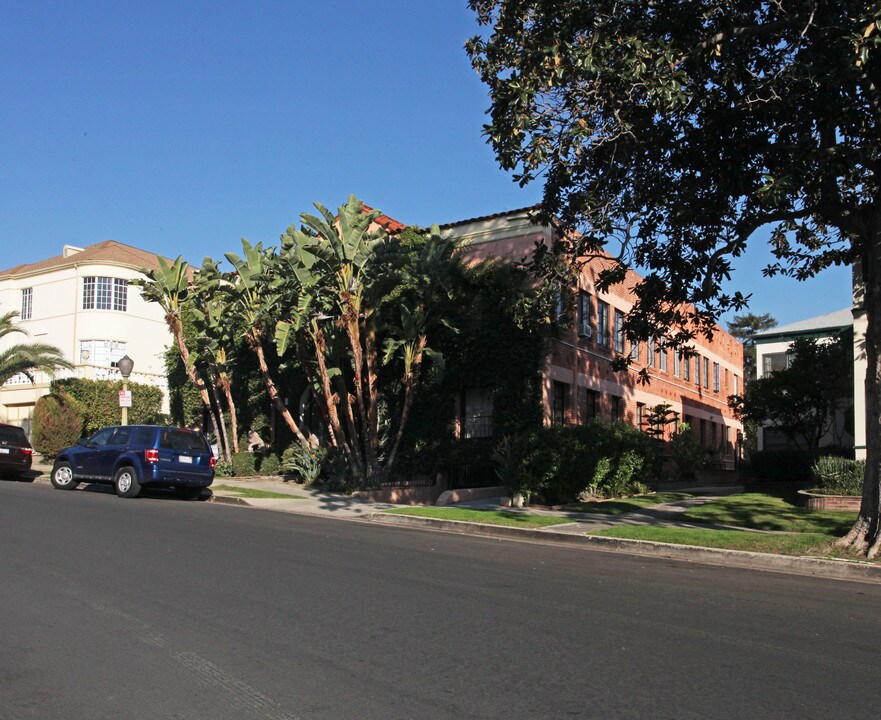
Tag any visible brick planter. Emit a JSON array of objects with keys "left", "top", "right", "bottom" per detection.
[{"left": 797, "top": 489, "right": 861, "bottom": 511}]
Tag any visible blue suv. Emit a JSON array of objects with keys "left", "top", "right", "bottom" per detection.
[{"left": 51, "top": 425, "right": 215, "bottom": 499}]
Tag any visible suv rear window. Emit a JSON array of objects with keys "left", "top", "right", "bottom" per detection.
[
  {"left": 0, "top": 426, "right": 29, "bottom": 444},
  {"left": 159, "top": 429, "right": 210, "bottom": 453}
]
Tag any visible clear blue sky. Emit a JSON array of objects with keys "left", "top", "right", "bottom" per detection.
[{"left": 0, "top": 1, "right": 852, "bottom": 328}]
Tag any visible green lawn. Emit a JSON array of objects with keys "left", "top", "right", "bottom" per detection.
[
  {"left": 562, "top": 492, "right": 694, "bottom": 515},
  {"left": 587, "top": 526, "right": 837, "bottom": 556},
  {"left": 213, "top": 485, "right": 306, "bottom": 500},
  {"left": 681, "top": 493, "right": 856, "bottom": 534},
  {"left": 384, "top": 507, "right": 571, "bottom": 528}
]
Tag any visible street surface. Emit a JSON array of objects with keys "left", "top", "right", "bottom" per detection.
[{"left": 2, "top": 480, "right": 880, "bottom": 720}]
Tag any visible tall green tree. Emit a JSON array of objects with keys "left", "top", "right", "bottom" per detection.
[
  {"left": 727, "top": 312, "right": 778, "bottom": 380},
  {"left": 132, "top": 258, "right": 223, "bottom": 454},
  {"left": 222, "top": 240, "right": 312, "bottom": 447},
  {"left": 731, "top": 333, "right": 853, "bottom": 449},
  {"left": 0, "top": 310, "right": 72, "bottom": 385},
  {"left": 275, "top": 196, "right": 455, "bottom": 487},
  {"left": 468, "top": 2, "right": 881, "bottom": 555},
  {"left": 192, "top": 261, "right": 242, "bottom": 455}
]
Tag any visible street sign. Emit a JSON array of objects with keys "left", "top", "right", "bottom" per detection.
[{"left": 119, "top": 390, "right": 132, "bottom": 408}]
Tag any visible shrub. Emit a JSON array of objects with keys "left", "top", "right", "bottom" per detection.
[
  {"left": 501, "top": 421, "right": 659, "bottom": 505},
  {"left": 31, "top": 393, "right": 85, "bottom": 458},
  {"left": 670, "top": 423, "right": 706, "bottom": 479},
  {"left": 231, "top": 451, "right": 257, "bottom": 477},
  {"left": 280, "top": 442, "right": 327, "bottom": 484},
  {"left": 51, "top": 377, "right": 164, "bottom": 434},
  {"left": 255, "top": 453, "right": 280, "bottom": 476},
  {"left": 213, "top": 459, "right": 233, "bottom": 477},
  {"left": 810, "top": 456, "right": 865, "bottom": 496}
]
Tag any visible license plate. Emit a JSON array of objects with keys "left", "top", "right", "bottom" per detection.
[
  {"left": 0, "top": 448, "right": 9, "bottom": 454},
  {"left": 178, "top": 455, "right": 193, "bottom": 464}
]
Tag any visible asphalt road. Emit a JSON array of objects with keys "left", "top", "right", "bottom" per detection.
[{"left": 2, "top": 480, "right": 880, "bottom": 720}]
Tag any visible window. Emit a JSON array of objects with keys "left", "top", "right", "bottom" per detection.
[
  {"left": 596, "top": 301, "right": 610, "bottom": 347},
  {"left": 695, "top": 355, "right": 701, "bottom": 385},
  {"left": 83, "top": 276, "right": 127, "bottom": 311},
  {"left": 703, "top": 357, "right": 710, "bottom": 389},
  {"left": 659, "top": 342, "right": 668, "bottom": 372},
  {"left": 463, "top": 388, "right": 493, "bottom": 439},
  {"left": 552, "top": 382, "right": 568, "bottom": 426},
  {"left": 682, "top": 353, "right": 690, "bottom": 381},
  {"left": 630, "top": 340, "right": 640, "bottom": 362},
  {"left": 647, "top": 337, "right": 656, "bottom": 367},
  {"left": 610, "top": 395, "right": 622, "bottom": 421},
  {"left": 20, "top": 288, "right": 32, "bottom": 320},
  {"left": 79, "top": 340, "right": 127, "bottom": 368},
  {"left": 762, "top": 352, "right": 790, "bottom": 375},
  {"left": 613, "top": 310, "right": 624, "bottom": 352},
  {"left": 577, "top": 291, "right": 592, "bottom": 338},
  {"left": 584, "top": 389, "right": 599, "bottom": 421},
  {"left": 713, "top": 363, "right": 721, "bottom": 392},
  {"left": 673, "top": 351, "right": 681, "bottom": 378},
  {"left": 734, "top": 374, "right": 739, "bottom": 396},
  {"left": 637, "top": 403, "right": 646, "bottom": 430},
  {"left": 554, "top": 288, "right": 565, "bottom": 323}
]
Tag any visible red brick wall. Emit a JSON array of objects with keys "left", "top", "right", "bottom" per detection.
[{"left": 457, "top": 230, "right": 745, "bottom": 453}]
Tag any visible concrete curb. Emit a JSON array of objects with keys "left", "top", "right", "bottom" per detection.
[
  {"left": 365, "top": 513, "right": 881, "bottom": 584},
  {"left": 208, "top": 494, "right": 251, "bottom": 507}
]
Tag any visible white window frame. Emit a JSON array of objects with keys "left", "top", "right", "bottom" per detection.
[
  {"left": 83, "top": 276, "right": 128, "bottom": 312},
  {"left": 20, "top": 287, "right": 33, "bottom": 320}
]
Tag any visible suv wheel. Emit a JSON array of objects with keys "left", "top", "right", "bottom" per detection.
[
  {"left": 114, "top": 466, "right": 141, "bottom": 498},
  {"left": 50, "top": 461, "right": 80, "bottom": 490}
]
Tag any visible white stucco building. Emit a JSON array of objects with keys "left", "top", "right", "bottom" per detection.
[
  {"left": 753, "top": 307, "right": 854, "bottom": 451},
  {"left": 0, "top": 241, "right": 173, "bottom": 435}
]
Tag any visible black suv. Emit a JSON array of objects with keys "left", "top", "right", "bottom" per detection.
[
  {"left": 51, "top": 425, "right": 215, "bottom": 498},
  {"left": 0, "top": 424, "right": 33, "bottom": 478}
]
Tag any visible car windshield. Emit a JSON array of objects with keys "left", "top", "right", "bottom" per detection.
[
  {"left": 159, "top": 429, "right": 210, "bottom": 453},
  {"left": 0, "top": 426, "right": 28, "bottom": 444}
]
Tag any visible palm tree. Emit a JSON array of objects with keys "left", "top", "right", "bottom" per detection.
[{"left": 0, "top": 310, "right": 73, "bottom": 385}]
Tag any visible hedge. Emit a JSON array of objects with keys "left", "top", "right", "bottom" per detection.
[
  {"left": 51, "top": 377, "right": 164, "bottom": 435},
  {"left": 495, "top": 421, "right": 660, "bottom": 504}
]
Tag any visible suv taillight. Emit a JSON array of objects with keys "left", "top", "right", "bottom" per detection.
[
  {"left": 22, "top": 448, "right": 33, "bottom": 455},
  {"left": 145, "top": 448, "right": 159, "bottom": 464},
  {"left": 209, "top": 456, "right": 217, "bottom": 469}
]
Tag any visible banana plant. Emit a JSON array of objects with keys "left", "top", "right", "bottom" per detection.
[
  {"left": 223, "top": 240, "right": 310, "bottom": 446},
  {"left": 191, "top": 261, "right": 240, "bottom": 458},
  {"left": 272, "top": 198, "right": 457, "bottom": 487},
  {"left": 132, "top": 257, "right": 223, "bottom": 450}
]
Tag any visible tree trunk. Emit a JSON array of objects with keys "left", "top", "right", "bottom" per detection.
[
  {"left": 171, "top": 319, "right": 221, "bottom": 452},
  {"left": 209, "top": 379, "right": 232, "bottom": 463},
  {"left": 838, "top": 228, "right": 881, "bottom": 556},
  {"left": 310, "top": 327, "right": 365, "bottom": 486},
  {"left": 219, "top": 373, "right": 239, "bottom": 453},
  {"left": 250, "top": 336, "right": 309, "bottom": 446},
  {"left": 385, "top": 335, "right": 427, "bottom": 480}
]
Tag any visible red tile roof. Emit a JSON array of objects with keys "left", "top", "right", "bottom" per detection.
[{"left": 361, "top": 203, "right": 407, "bottom": 233}]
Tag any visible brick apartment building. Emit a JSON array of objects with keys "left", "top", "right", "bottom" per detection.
[{"left": 442, "top": 208, "right": 745, "bottom": 464}]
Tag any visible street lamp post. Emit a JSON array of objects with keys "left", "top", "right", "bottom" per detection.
[{"left": 118, "top": 355, "right": 134, "bottom": 426}]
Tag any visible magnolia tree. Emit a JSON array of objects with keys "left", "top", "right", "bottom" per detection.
[{"left": 468, "top": 1, "right": 881, "bottom": 556}]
